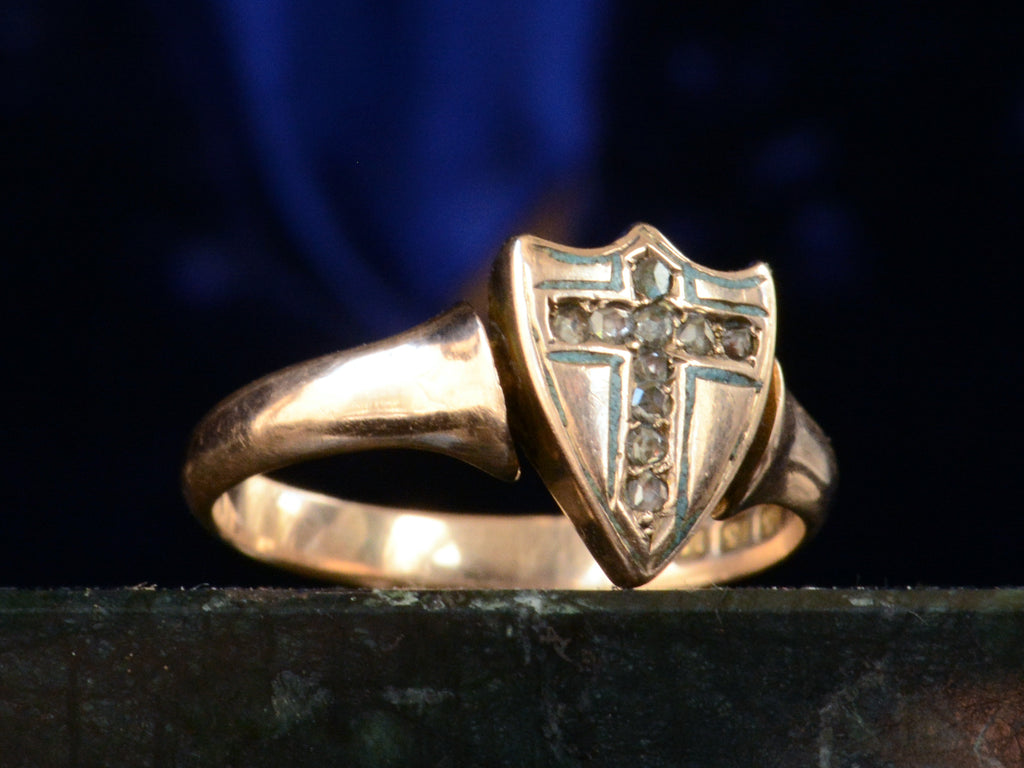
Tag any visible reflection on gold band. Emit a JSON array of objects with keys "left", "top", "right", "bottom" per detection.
[{"left": 211, "top": 475, "right": 807, "bottom": 589}]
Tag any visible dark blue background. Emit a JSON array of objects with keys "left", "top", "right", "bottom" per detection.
[{"left": 4, "top": 2, "right": 1023, "bottom": 586}]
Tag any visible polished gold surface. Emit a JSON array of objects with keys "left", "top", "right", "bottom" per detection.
[
  {"left": 183, "top": 303, "right": 519, "bottom": 518},
  {"left": 489, "top": 225, "right": 780, "bottom": 585},
  {"left": 183, "top": 225, "right": 836, "bottom": 588}
]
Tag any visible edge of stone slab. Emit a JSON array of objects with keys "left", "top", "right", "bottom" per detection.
[{"left": 0, "top": 586, "right": 1022, "bottom": 616}]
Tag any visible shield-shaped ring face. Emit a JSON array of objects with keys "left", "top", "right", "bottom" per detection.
[{"left": 490, "top": 224, "right": 777, "bottom": 587}]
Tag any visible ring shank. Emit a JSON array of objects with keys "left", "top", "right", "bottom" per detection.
[
  {"left": 184, "top": 304, "right": 834, "bottom": 589},
  {"left": 211, "top": 476, "right": 807, "bottom": 588}
]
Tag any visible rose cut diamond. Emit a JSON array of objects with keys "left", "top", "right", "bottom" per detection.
[
  {"left": 551, "top": 303, "right": 590, "bottom": 344},
  {"left": 589, "top": 305, "right": 633, "bottom": 343},
  {"left": 631, "top": 385, "right": 670, "bottom": 422},
  {"left": 678, "top": 314, "right": 715, "bottom": 356},
  {"left": 633, "top": 303, "right": 675, "bottom": 345},
  {"left": 633, "top": 254, "right": 673, "bottom": 300},
  {"left": 634, "top": 349, "right": 670, "bottom": 382},
  {"left": 624, "top": 470, "right": 669, "bottom": 513},
  {"left": 626, "top": 424, "right": 667, "bottom": 465},
  {"left": 722, "top": 324, "right": 755, "bottom": 359}
]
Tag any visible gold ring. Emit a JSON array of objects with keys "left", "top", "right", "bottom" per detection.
[{"left": 182, "top": 224, "right": 836, "bottom": 588}]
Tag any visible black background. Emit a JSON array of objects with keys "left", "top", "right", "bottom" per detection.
[{"left": 5, "top": 2, "right": 1024, "bottom": 587}]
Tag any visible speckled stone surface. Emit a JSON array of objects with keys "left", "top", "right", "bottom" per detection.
[{"left": 0, "top": 588, "right": 1021, "bottom": 767}]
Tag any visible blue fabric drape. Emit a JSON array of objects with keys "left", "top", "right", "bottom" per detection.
[{"left": 213, "top": 1, "right": 608, "bottom": 331}]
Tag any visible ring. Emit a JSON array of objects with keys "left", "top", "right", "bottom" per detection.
[{"left": 183, "top": 224, "right": 836, "bottom": 589}]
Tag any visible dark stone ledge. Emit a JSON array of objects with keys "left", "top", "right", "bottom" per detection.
[{"left": 0, "top": 588, "right": 1021, "bottom": 767}]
